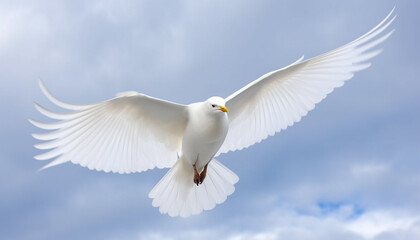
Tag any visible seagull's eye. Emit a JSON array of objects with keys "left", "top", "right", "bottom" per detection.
[{"left": 211, "top": 104, "right": 216, "bottom": 108}]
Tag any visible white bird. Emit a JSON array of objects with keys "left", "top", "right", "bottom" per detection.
[{"left": 30, "top": 9, "right": 395, "bottom": 217}]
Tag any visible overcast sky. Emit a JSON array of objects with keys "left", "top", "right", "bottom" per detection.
[{"left": 1, "top": 0, "right": 419, "bottom": 239}]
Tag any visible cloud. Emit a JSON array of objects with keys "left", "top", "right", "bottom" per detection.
[
  {"left": 131, "top": 206, "right": 420, "bottom": 240},
  {"left": 1, "top": 1, "right": 420, "bottom": 240},
  {"left": 229, "top": 208, "right": 420, "bottom": 240}
]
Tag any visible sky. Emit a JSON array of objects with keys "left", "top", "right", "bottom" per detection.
[{"left": 1, "top": 0, "right": 419, "bottom": 239}]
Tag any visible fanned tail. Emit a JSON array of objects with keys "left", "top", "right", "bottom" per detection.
[{"left": 148, "top": 157, "right": 239, "bottom": 217}]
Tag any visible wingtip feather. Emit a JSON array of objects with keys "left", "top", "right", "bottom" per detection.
[{"left": 38, "top": 79, "right": 90, "bottom": 111}]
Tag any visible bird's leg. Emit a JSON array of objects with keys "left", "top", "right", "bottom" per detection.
[
  {"left": 199, "top": 163, "right": 208, "bottom": 184},
  {"left": 193, "top": 164, "right": 200, "bottom": 186}
]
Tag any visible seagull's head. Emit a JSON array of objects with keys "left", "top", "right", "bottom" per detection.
[{"left": 206, "top": 96, "right": 228, "bottom": 113}]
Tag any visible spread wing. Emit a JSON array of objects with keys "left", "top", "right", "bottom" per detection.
[
  {"left": 218, "top": 8, "right": 396, "bottom": 155},
  {"left": 30, "top": 80, "right": 188, "bottom": 173}
]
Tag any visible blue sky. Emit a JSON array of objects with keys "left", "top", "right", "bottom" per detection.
[{"left": 1, "top": 0, "right": 420, "bottom": 239}]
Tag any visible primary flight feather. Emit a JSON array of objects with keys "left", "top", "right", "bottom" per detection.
[{"left": 30, "top": 8, "right": 396, "bottom": 217}]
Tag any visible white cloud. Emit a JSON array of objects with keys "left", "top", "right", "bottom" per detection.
[
  {"left": 0, "top": 5, "right": 49, "bottom": 52},
  {"left": 346, "top": 210, "right": 420, "bottom": 239},
  {"left": 350, "top": 163, "right": 389, "bottom": 177},
  {"left": 131, "top": 206, "right": 420, "bottom": 240},
  {"left": 224, "top": 207, "right": 420, "bottom": 240}
]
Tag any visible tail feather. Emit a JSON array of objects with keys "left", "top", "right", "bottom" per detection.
[{"left": 149, "top": 157, "right": 239, "bottom": 217}]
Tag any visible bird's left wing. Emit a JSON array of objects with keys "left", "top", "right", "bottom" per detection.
[
  {"left": 218, "top": 8, "right": 396, "bottom": 155},
  {"left": 30, "top": 80, "right": 188, "bottom": 173}
]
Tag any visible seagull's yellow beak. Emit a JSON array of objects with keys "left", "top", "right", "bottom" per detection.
[{"left": 220, "top": 106, "right": 228, "bottom": 112}]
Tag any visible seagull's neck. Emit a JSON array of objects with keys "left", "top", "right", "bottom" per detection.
[{"left": 186, "top": 102, "right": 229, "bottom": 141}]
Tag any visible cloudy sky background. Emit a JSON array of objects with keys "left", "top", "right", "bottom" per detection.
[{"left": 1, "top": 0, "right": 419, "bottom": 239}]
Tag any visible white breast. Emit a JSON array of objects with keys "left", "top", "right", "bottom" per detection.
[{"left": 181, "top": 102, "right": 229, "bottom": 170}]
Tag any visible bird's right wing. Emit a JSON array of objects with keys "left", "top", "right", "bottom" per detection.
[
  {"left": 218, "top": 8, "right": 396, "bottom": 155},
  {"left": 30, "top": 80, "right": 188, "bottom": 173}
]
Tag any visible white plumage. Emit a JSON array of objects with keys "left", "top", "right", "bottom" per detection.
[{"left": 30, "top": 8, "right": 395, "bottom": 217}]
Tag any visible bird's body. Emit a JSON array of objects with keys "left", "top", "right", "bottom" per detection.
[
  {"left": 30, "top": 8, "right": 396, "bottom": 217},
  {"left": 183, "top": 97, "right": 228, "bottom": 173}
]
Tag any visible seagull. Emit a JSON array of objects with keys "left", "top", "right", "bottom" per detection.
[{"left": 30, "top": 8, "right": 395, "bottom": 217}]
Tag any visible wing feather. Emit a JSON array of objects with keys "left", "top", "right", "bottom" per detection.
[
  {"left": 219, "top": 8, "right": 395, "bottom": 155},
  {"left": 31, "top": 80, "right": 188, "bottom": 173}
]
